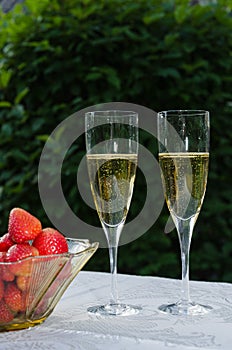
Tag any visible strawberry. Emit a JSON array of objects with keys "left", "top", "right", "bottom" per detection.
[
  {"left": 0, "top": 300, "right": 14, "bottom": 324},
  {"left": 8, "top": 208, "right": 42, "bottom": 243},
  {"left": 0, "top": 233, "right": 14, "bottom": 252},
  {"left": 5, "top": 243, "right": 39, "bottom": 276},
  {"left": 32, "top": 228, "right": 68, "bottom": 255},
  {"left": 4, "top": 282, "right": 23, "bottom": 313},
  {"left": 0, "top": 251, "right": 6, "bottom": 262},
  {"left": 16, "top": 275, "right": 30, "bottom": 292},
  {"left": 0, "top": 252, "right": 15, "bottom": 282},
  {"left": 0, "top": 280, "right": 4, "bottom": 301},
  {"left": 5, "top": 243, "right": 39, "bottom": 263}
]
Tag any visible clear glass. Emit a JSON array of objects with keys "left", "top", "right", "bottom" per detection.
[
  {"left": 0, "top": 238, "right": 98, "bottom": 331},
  {"left": 85, "top": 110, "right": 141, "bottom": 316},
  {"left": 157, "top": 110, "right": 212, "bottom": 315}
]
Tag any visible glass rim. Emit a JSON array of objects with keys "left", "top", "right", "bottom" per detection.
[
  {"left": 0, "top": 238, "right": 99, "bottom": 265},
  {"left": 85, "top": 110, "right": 138, "bottom": 117},
  {"left": 158, "top": 109, "right": 209, "bottom": 117}
]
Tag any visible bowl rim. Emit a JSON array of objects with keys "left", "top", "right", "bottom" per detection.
[{"left": 0, "top": 237, "right": 99, "bottom": 265}]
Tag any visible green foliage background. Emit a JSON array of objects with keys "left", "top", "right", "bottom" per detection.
[{"left": 0, "top": 0, "right": 232, "bottom": 282}]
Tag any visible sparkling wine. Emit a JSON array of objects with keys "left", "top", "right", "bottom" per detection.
[
  {"left": 86, "top": 154, "right": 137, "bottom": 226},
  {"left": 159, "top": 152, "right": 209, "bottom": 220}
]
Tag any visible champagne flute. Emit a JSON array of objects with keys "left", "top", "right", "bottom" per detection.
[
  {"left": 157, "top": 110, "right": 212, "bottom": 315},
  {"left": 85, "top": 110, "right": 141, "bottom": 316}
]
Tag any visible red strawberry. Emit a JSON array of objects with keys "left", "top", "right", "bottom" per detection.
[
  {"left": 0, "top": 252, "right": 15, "bottom": 282},
  {"left": 8, "top": 208, "right": 42, "bottom": 243},
  {"left": 0, "top": 280, "right": 4, "bottom": 301},
  {"left": 16, "top": 275, "right": 30, "bottom": 292},
  {"left": 0, "top": 233, "right": 14, "bottom": 252},
  {"left": 0, "top": 251, "right": 6, "bottom": 261},
  {"left": 5, "top": 243, "right": 39, "bottom": 262},
  {"left": 4, "top": 282, "right": 23, "bottom": 312},
  {"left": 32, "top": 228, "right": 68, "bottom": 255},
  {"left": 0, "top": 300, "right": 14, "bottom": 324},
  {"left": 5, "top": 244, "right": 39, "bottom": 276}
]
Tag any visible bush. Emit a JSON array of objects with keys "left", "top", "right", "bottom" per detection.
[{"left": 0, "top": 0, "right": 232, "bottom": 281}]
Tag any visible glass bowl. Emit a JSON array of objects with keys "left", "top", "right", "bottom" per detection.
[{"left": 0, "top": 238, "right": 98, "bottom": 332}]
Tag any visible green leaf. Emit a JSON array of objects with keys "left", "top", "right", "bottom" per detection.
[
  {"left": 36, "top": 134, "right": 49, "bottom": 142},
  {"left": 157, "top": 68, "right": 180, "bottom": 79},
  {"left": 174, "top": 4, "right": 190, "bottom": 24},
  {"left": 14, "top": 87, "right": 29, "bottom": 104},
  {"left": 0, "top": 101, "right": 12, "bottom": 108},
  {"left": 0, "top": 69, "right": 12, "bottom": 89},
  {"left": 143, "top": 12, "right": 165, "bottom": 25},
  {"left": 1, "top": 124, "right": 13, "bottom": 136}
]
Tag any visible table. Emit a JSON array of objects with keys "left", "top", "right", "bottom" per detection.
[{"left": 0, "top": 271, "right": 232, "bottom": 350}]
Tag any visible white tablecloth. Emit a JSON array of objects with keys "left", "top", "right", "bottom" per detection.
[{"left": 0, "top": 271, "right": 232, "bottom": 350}]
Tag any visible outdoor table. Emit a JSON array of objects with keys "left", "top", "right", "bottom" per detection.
[{"left": 0, "top": 271, "right": 231, "bottom": 350}]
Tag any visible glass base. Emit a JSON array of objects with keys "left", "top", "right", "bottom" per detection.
[
  {"left": 159, "top": 300, "right": 212, "bottom": 316},
  {"left": 87, "top": 303, "right": 142, "bottom": 316}
]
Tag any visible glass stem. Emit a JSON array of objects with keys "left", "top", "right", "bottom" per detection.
[
  {"left": 104, "top": 222, "right": 123, "bottom": 305},
  {"left": 109, "top": 244, "right": 119, "bottom": 304},
  {"left": 175, "top": 217, "right": 195, "bottom": 305}
]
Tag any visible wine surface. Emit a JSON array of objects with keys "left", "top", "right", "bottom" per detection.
[
  {"left": 86, "top": 154, "right": 137, "bottom": 226},
  {"left": 159, "top": 152, "right": 209, "bottom": 220}
]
